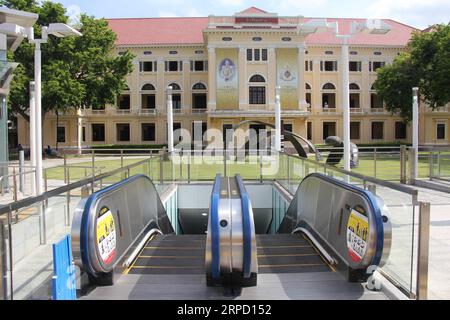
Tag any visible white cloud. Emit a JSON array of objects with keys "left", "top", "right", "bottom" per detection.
[{"left": 368, "top": 0, "right": 450, "bottom": 28}]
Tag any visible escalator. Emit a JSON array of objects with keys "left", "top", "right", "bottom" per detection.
[
  {"left": 257, "top": 234, "right": 332, "bottom": 274},
  {"left": 125, "top": 234, "right": 206, "bottom": 275},
  {"left": 71, "top": 171, "right": 392, "bottom": 299}
]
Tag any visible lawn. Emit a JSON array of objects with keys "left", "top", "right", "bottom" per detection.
[{"left": 43, "top": 152, "right": 450, "bottom": 183}]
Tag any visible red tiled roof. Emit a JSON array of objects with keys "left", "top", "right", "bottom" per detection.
[
  {"left": 304, "top": 18, "right": 418, "bottom": 46},
  {"left": 108, "top": 17, "right": 209, "bottom": 46},
  {"left": 108, "top": 16, "right": 417, "bottom": 47},
  {"left": 238, "top": 7, "right": 268, "bottom": 14}
]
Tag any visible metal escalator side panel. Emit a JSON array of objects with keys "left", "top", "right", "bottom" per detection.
[
  {"left": 278, "top": 173, "right": 389, "bottom": 274},
  {"left": 206, "top": 174, "right": 222, "bottom": 280},
  {"left": 235, "top": 175, "right": 258, "bottom": 279},
  {"left": 72, "top": 174, "right": 173, "bottom": 277}
]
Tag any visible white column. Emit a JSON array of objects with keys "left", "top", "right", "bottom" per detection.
[
  {"left": 412, "top": 87, "right": 419, "bottom": 179},
  {"left": 341, "top": 37, "right": 351, "bottom": 172},
  {"left": 167, "top": 86, "right": 174, "bottom": 153},
  {"left": 29, "top": 81, "right": 36, "bottom": 196},
  {"left": 35, "top": 42, "right": 44, "bottom": 195},
  {"left": 182, "top": 59, "right": 190, "bottom": 112},
  {"left": 77, "top": 110, "right": 83, "bottom": 155},
  {"left": 298, "top": 44, "right": 308, "bottom": 111},
  {"left": 238, "top": 46, "right": 247, "bottom": 110},
  {"left": 207, "top": 45, "right": 216, "bottom": 110},
  {"left": 267, "top": 46, "right": 277, "bottom": 110},
  {"left": 275, "top": 86, "right": 281, "bottom": 152}
]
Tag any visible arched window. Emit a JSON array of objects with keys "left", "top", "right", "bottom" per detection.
[
  {"left": 349, "top": 84, "right": 361, "bottom": 109},
  {"left": 322, "top": 83, "right": 336, "bottom": 109},
  {"left": 249, "top": 75, "right": 266, "bottom": 83},
  {"left": 123, "top": 84, "right": 130, "bottom": 91},
  {"left": 371, "top": 84, "right": 384, "bottom": 109},
  {"left": 192, "top": 83, "right": 207, "bottom": 110},
  {"left": 141, "top": 83, "right": 156, "bottom": 91},
  {"left": 249, "top": 75, "right": 266, "bottom": 105},
  {"left": 306, "top": 83, "right": 312, "bottom": 90},
  {"left": 192, "top": 83, "right": 207, "bottom": 90},
  {"left": 349, "top": 83, "right": 360, "bottom": 90},
  {"left": 141, "top": 84, "right": 156, "bottom": 110},
  {"left": 168, "top": 83, "right": 181, "bottom": 91},
  {"left": 322, "top": 83, "right": 336, "bottom": 90},
  {"left": 305, "top": 83, "right": 312, "bottom": 107}
]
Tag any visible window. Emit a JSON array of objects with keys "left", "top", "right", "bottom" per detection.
[
  {"left": 372, "top": 122, "right": 384, "bottom": 140},
  {"left": 283, "top": 123, "right": 293, "bottom": 133},
  {"left": 117, "top": 123, "right": 130, "bottom": 142},
  {"left": 222, "top": 37, "right": 232, "bottom": 41},
  {"left": 437, "top": 123, "right": 446, "bottom": 140},
  {"left": 172, "top": 94, "right": 181, "bottom": 109},
  {"left": 325, "top": 51, "right": 334, "bottom": 55},
  {"left": 192, "top": 122, "right": 207, "bottom": 141},
  {"left": 322, "top": 83, "right": 336, "bottom": 109},
  {"left": 395, "top": 122, "right": 407, "bottom": 140},
  {"left": 323, "top": 122, "right": 336, "bottom": 140},
  {"left": 92, "top": 124, "right": 105, "bottom": 142},
  {"left": 261, "top": 49, "right": 268, "bottom": 61},
  {"left": 350, "top": 51, "right": 358, "bottom": 55},
  {"left": 349, "top": 83, "right": 360, "bottom": 109},
  {"left": 143, "top": 51, "right": 152, "bottom": 55},
  {"left": 139, "top": 61, "right": 156, "bottom": 72},
  {"left": 349, "top": 61, "right": 362, "bottom": 72},
  {"left": 142, "top": 123, "right": 156, "bottom": 142},
  {"left": 166, "top": 123, "right": 182, "bottom": 143},
  {"left": 282, "top": 37, "right": 291, "bottom": 42},
  {"left": 249, "top": 87, "right": 266, "bottom": 105},
  {"left": 247, "top": 49, "right": 253, "bottom": 61},
  {"left": 165, "top": 61, "right": 182, "bottom": 72},
  {"left": 370, "top": 61, "right": 386, "bottom": 72},
  {"left": 305, "top": 61, "right": 313, "bottom": 71},
  {"left": 141, "top": 84, "right": 155, "bottom": 91},
  {"left": 307, "top": 122, "right": 312, "bottom": 141},
  {"left": 306, "top": 83, "right": 312, "bottom": 107},
  {"left": 252, "top": 37, "right": 262, "bottom": 41},
  {"left": 169, "top": 83, "right": 181, "bottom": 91},
  {"left": 249, "top": 75, "right": 265, "bottom": 83},
  {"left": 142, "top": 94, "right": 155, "bottom": 109},
  {"left": 192, "top": 94, "right": 207, "bottom": 109},
  {"left": 321, "top": 61, "right": 338, "bottom": 71},
  {"left": 192, "top": 83, "right": 206, "bottom": 90},
  {"left": 82, "top": 127, "right": 86, "bottom": 142},
  {"left": 195, "top": 50, "right": 204, "bottom": 54},
  {"left": 322, "top": 83, "right": 336, "bottom": 90},
  {"left": 169, "top": 51, "right": 178, "bottom": 55},
  {"left": 118, "top": 95, "right": 130, "bottom": 109},
  {"left": 350, "top": 122, "right": 361, "bottom": 140},
  {"left": 371, "top": 93, "right": 384, "bottom": 109},
  {"left": 374, "top": 52, "right": 382, "bottom": 56},
  {"left": 57, "top": 126, "right": 66, "bottom": 143},
  {"left": 191, "top": 60, "right": 208, "bottom": 72},
  {"left": 223, "top": 124, "right": 234, "bottom": 145},
  {"left": 254, "top": 49, "right": 260, "bottom": 61}
]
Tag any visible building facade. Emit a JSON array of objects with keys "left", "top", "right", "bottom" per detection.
[{"left": 17, "top": 7, "right": 450, "bottom": 149}]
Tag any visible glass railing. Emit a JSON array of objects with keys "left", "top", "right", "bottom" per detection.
[{"left": 0, "top": 149, "right": 431, "bottom": 300}]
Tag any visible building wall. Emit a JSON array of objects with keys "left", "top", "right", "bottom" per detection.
[{"left": 16, "top": 25, "right": 450, "bottom": 149}]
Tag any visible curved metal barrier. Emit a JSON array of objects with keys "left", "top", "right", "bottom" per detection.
[
  {"left": 206, "top": 175, "right": 258, "bottom": 287},
  {"left": 278, "top": 173, "right": 391, "bottom": 281},
  {"left": 71, "top": 174, "right": 174, "bottom": 284}
]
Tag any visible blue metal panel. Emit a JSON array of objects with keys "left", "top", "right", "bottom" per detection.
[
  {"left": 52, "top": 235, "right": 76, "bottom": 300},
  {"left": 211, "top": 175, "right": 221, "bottom": 279},
  {"left": 235, "top": 175, "right": 252, "bottom": 279}
]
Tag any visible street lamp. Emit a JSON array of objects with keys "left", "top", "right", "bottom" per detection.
[
  {"left": 328, "top": 19, "right": 391, "bottom": 171},
  {"left": 28, "top": 23, "right": 82, "bottom": 195}
]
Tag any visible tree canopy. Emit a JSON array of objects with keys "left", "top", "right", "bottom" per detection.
[
  {"left": 374, "top": 23, "right": 450, "bottom": 122},
  {"left": 1, "top": 0, "right": 134, "bottom": 121}
]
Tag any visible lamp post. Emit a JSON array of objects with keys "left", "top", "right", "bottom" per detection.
[
  {"left": 166, "top": 85, "right": 174, "bottom": 153},
  {"left": 329, "top": 19, "right": 391, "bottom": 171},
  {"left": 28, "top": 23, "right": 82, "bottom": 195},
  {"left": 412, "top": 87, "right": 419, "bottom": 179}
]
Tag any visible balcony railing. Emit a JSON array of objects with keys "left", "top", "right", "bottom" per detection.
[
  {"left": 139, "top": 108, "right": 157, "bottom": 116},
  {"left": 350, "top": 108, "right": 364, "bottom": 114},
  {"left": 191, "top": 108, "right": 207, "bottom": 114},
  {"left": 369, "top": 108, "right": 388, "bottom": 114},
  {"left": 116, "top": 109, "right": 132, "bottom": 115},
  {"left": 431, "top": 106, "right": 450, "bottom": 113},
  {"left": 90, "top": 109, "right": 106, "bottom": 115},
  {"left": 320, "top": 107, "right": 338, "bottom": 114}
]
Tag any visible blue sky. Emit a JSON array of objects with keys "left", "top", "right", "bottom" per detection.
[{"left": 55, "top": 0, "right": 450, "bottom": 29}]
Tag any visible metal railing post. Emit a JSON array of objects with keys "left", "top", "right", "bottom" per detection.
[
  {"left": 259, "top": 153, "right": 263, "bottom": 183},
  {"left": 437, "top": 151, "right": 442, "bottom": 178},
  {"left": 91, "top": 149, "right": 95, "bottom": 192},
  {"left": 19, "top": 150, "right": 24, "bottom": 193},
  {"left": 1, "top": 218, "right": 6, "bottom": 300},
  {"left": 224, "top": 149, "right": 227, "bottom": 178},
  {"left": 429, "top": 151, "right": 433, "bottom": 180},
  {"left": 39, "top": 200, "right": 47, "bottom": 245},
  {"left": 120, "top": 150, "right": 124, "bottom": 168},
  {"left": 44, "top": 169, "right": 48, "bottom": 193},
  {"left": 159, "top": 155, "right": 163, "bottom": 185},
  {"left": 417, "top": 202, "right": 431, "bottom": 300},
  {"left": 65, "top": 170, "right": 71, "bottom": 226},
  {"left": 374, "top": 148, "right": 377, "bottom": 179},
  {"left": 7, "top": 207, "right": 13, "bottom": 300},
  {"left": 409, "top": 148, "right": 417, "bottom": 183},
  {"left": 187, "top": 152, "right": 191, "bottom": 184},
  {"left": 400, "top": 145, "right": 407, "bottom": 184},
  {"left": 12, "top": 168, "right": 17, "bottom": 202}
]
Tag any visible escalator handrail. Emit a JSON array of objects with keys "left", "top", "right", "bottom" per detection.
[
  {"left": 210, "top": 174, "right": 222, "bottom": 279},
  {"left": 235, "top": 174, "right": 253, "bottom": 279},
  {"left": 291, "top": 173, "right": 385, "bottom": 267}
]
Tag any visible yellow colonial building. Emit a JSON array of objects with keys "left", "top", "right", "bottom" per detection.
[{"left": 17, "top": 7, "right": 450, "bottom": 149}]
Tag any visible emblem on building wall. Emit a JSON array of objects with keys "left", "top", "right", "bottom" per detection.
[
  {"left": 219, "top": 58, "right": 236, "bottom": 82},
  {"left": 279, "top": 64, "right": 296, "bottom": 82}
]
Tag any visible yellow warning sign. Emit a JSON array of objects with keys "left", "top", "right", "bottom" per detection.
[
  {"left": 96, "top": 206, "right": 116, "bottom": 264},
  {"left": 347, "top": 209, "right": 369, "bottom": 263}
]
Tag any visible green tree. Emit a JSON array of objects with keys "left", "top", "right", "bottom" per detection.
[
  {"left": 374, "top": 24, "right": 450, "bottom": 122},
  {"left": 2, "top": 0, "right": 134, "bottom": 123}
]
